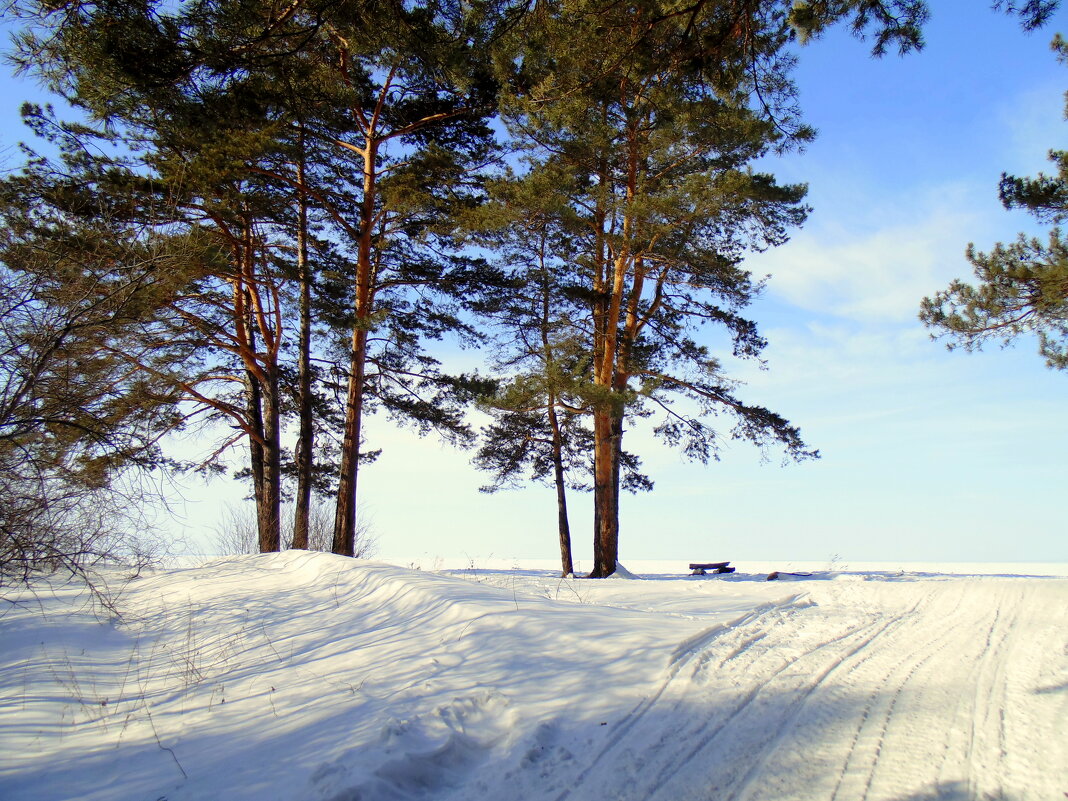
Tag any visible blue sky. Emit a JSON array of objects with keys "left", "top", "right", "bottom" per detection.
[{"left": 2, "top": 2, "right": 1065, "bottom": 564}]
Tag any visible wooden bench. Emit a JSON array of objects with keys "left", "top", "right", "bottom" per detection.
[{"left": 689, "top": 562, "right": 735, "bottom": 576}]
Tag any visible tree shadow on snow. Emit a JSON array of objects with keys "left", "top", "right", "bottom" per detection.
[
  {"left": 1033, "top": 679, "right": 1068, "bottom": 695},
  {"left": 0, "top": 684, "right": 1046, "bottom": 801},
  {"left": 888, "top": 782, "right": 1022, "bottom": 801}
]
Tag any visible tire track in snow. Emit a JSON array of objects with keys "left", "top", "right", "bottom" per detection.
[
  {"left": 976, "top": 592, "right": 1021, "bottom": 798},
  {"left": 557, "top": 588, "right": 914, "bottom": 801},
  {"left": 952, "top": 584, "right": 1022, "bottom": 801},
  {"left": 995, "top": 583, "right": 1068, "bottom": 800},
  {"left": 551, "top": 595, "right": 808, "bottom": 801},
  {"left": 711, "top": 591, "right": 958, "bottom": 801},
  {"left": 649, "top": 602, "right": 907, "bottom": 800},
  {"left": 709, "top": 582, "right": 1059, "bottom": 801},
  {"left": 555, "top": 580, "right": 1063, "bottom": 801},
  {"left": 823, "top": 585, "right": 974, "bottom": 801},
  {"left": 736, "top": 583, "right": 1040, "bottom": 801},
  {"left": 648, "top": 598, "right": 897, "bottom": 792},
  {"left": 857, "top": 582, "right": 1066, "bottom": 801}
]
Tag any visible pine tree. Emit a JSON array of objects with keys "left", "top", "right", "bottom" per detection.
[
  {"left": 921, "top": 36, "right": 1068, "bottom": 370},
  {"left": 8, "top": 0, "right": 320, "bottom": 552},
  {"left": 7, "top": 0, "right": 506, "bottom": 558},
  {"left": 266, "top": 0, "right": 501, "bottom": 557},
  {"left": 469, "top": 165, "right": 656, "bottom": 576},
  {"left": 492, "top": 0, "right": 822, "bottom": 577}
]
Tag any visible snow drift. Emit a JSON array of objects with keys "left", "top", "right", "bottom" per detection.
[{"left": 1, "top": 552, "right": 1065, "bottom": 801}]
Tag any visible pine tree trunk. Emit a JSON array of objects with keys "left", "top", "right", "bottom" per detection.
[
  {"left": 535, "top": 242, "right": 574, "bottom": 577},
  {"left": 546, "top": 396, "right": 574, "bottom": 577},
  {"left": 590, "top": 406, "right": 619, "bottom": 577},
  {"left": 332, "top": 137, "right": 377, "bottom": 557},
  {"left": 243, "top": 342, "right": 281, "bottom": 553},
  {"left": 588, "top": 170, "right": 617, "bottom": 578},
  {"left": 292, "top": 137, "right": 312, "bottom": 551},
  {"left": 588, "top": 137, "right": 635, "bottom": 578},
  {"left": 238, "top": 270, "right": 273, "bottom": 554},
  {"left": 589, "top": 269, "right": 627, "bottom": 576},
  {"left": 331, "top": 327, "right": 367, "bottom": 557},
  {"left": 259, "top": 364, "right": 282, "bottom": 553},
  {"left": 609, "top": 407, "right": 624, "bottom": 555},
  {"left": 236, "top": 220, "right": 281, "bottom": 554},
  {"left": 245, "top": 362, "right": 269, "bottom": 550}
]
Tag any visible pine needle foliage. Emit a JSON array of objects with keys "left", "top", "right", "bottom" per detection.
[{"left": 921, "top": 36, "right": 1068, "bottom": 370}]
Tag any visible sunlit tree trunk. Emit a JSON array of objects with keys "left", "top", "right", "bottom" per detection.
[
  {"left": 332, "top": 135, "right": 378, "bottom": 557},
  {"left": 292, "top": 129, "right": 313, "bottom": 550}
]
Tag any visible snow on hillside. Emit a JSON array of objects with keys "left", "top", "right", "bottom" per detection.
[{"left": 1, "top": 552, "right": 1065, "bottom": 801}]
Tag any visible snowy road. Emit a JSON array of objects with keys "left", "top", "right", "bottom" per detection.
[{"left": 547, "top": 579, "right": 1067, "bottom": 801}]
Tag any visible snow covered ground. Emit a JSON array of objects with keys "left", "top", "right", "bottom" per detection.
[{"left": 1, "top": 553, "right": 1065, "bottom": 801}]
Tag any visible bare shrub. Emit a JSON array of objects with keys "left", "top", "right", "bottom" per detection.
[
  {"left": 211, "top": 503, "right": 259, "bottom": 556},
  {"left": 0, "top": 481, "right": 161, "bottom": 592},
  {"left": 212, "top": 497, "right": 376, "bottom": 558}
]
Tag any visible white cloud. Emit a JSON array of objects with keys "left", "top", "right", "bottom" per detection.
[{"left": 751, "top": 184, "right": 995, "bottom": 322}]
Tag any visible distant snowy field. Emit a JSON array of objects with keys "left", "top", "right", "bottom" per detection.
[
  {"left": 395, "top": 556, "right": 1068, "bottom": 578},
  {"left": 1, "top": 553, "right": 1065, "bottom": 801}
]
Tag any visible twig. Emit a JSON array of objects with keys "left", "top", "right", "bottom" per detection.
[{"left": 144, "top": 705, "right": 187, "bottom": 780}]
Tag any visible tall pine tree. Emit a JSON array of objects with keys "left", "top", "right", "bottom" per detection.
[{"left": 493, "top": 0, "right": 818, "bottom": 576}]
